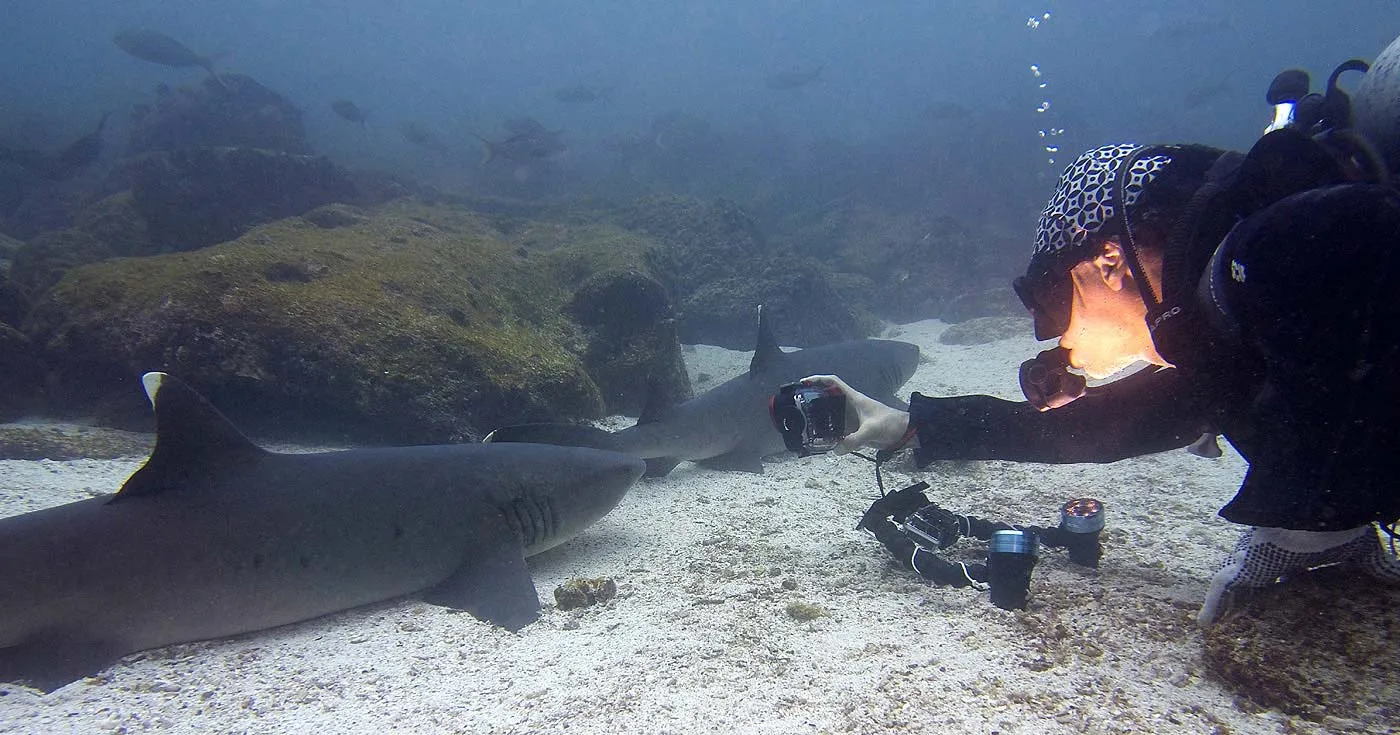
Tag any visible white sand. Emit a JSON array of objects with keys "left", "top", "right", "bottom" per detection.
[{"left": 0, "top": 318, "right": 1321, "bottom": 734}]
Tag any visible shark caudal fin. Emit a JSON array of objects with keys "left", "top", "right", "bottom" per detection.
[{"left": 114, "top": 372, "right": 268, "bottom": 501}]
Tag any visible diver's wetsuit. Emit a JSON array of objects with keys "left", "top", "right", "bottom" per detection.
[{"left": 908, "top": 183, "right": 1400, "bottom": 533}]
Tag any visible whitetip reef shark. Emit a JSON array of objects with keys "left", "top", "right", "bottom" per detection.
[
  {"left": 0, "top": 372, "right": 645, "bottom": 693},
  {"left": 486, "top": 307, "right": 921, "bottom": 475}
]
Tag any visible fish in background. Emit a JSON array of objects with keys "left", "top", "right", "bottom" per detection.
[
  {"left": 112, "top": 29, "right": 225, "bottom": 88},
  {"left": 474, "top": 117, "right": 567, "bottom": 164},
  {"left": 766, "top": 65, "right": 824, "bottom": 90},
  {"left": 331, "top": 99, "right": 369, "bottom": 127}
]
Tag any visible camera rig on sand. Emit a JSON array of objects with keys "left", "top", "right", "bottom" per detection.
[{"left": 857, "top": 481, "right": 1105, "bottom": 610}]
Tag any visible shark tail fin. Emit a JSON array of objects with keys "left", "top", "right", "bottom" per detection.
[
  {"left": 114, "top": 372, "right": 267, "bottom": 501},
  {"left": 483, "top": 423, "right": 620, "bottom": 452}
]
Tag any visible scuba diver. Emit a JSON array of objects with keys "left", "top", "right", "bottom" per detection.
[{"left": 804, "top": 36, "right": 1400, "bottom": 625}]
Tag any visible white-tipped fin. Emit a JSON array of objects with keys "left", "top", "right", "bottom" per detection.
[{"left": 141, "top": 372, "right": 167, "bottom": 409}]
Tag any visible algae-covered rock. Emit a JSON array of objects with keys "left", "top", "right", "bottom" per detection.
[
  {"left": 26, "top": 201, "right": 685, "bottom": 442},
  {"left": 937, "top": 316, "right": 1032, "bottom": 346},
  {"left": 10, "top": 228, "right": 110, "bottom": 300},
  {"left": 74, "top": 190, "right": 154, "bottom": 257},
  {"left": 553, "top": 577, "right": 619, "bottom": 611},
  {"left": 784, "top": 600, "right": 828, "bottom": 621},
  {"left": 615, "top": 195, "right": 873, "bottom": 348},
  {"left": 0, "top": 423, "right": 153, "bottom": 460},
  {"left": 3, "top": 183, "right": 84, "bottom": 241},
  {"left": 0, "top": 323, "right": 43, "bottom": 420},
  {"left": 0, "top": 233, "right": 27, "bottom": 327}
]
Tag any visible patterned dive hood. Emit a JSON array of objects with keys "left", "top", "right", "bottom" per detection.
[{"left": 1031, "top": 143, "right": 1174, "bottom": 268}]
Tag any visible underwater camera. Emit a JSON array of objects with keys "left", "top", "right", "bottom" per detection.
[{"left": 770, "top": 382, "right": 847, "bottom": 456}]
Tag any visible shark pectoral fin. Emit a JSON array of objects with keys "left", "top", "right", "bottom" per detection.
[
  {"left": 643, "top": 457, "right": 682, "bottom": 477},
  {"left": 696, "top": 450, "right": 766, "bottom": 474},
  {"left": 423, "top": 542, "right": 541, "bottom": 632},
  {"left": 0, "top": 631, "right": 126, "bottom": 693}
]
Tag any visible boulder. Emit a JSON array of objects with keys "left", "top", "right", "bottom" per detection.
[
  {"left": 616, "top": 195, "right": 874, "bottom": 348},
  {"left": 73, "top": 190, "right": 155, "bottom": 257},
  {"left": 25, "top": 201, "right": 686, "bottom": 443},
  {"left": 0, "top": 323, "right": 42, "bottom": 420},
  {"left": 127, "top": 74, "right": 309, "bottom": 155},
  {"left": 9, "top": 229, "right": 110, "bottom": 301},
  {"left": 125, "top": 147, "right": 360, "bottom": 252}
]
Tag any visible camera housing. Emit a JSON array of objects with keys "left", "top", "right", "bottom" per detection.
[{"left": 771, "top": 382, "right": 847, "bottom": 456}]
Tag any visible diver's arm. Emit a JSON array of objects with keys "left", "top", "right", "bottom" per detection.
[{"left": 910, "top": 366, "right": 1210, "bottom": 464}]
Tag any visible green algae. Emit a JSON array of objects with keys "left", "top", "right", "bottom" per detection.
[{"left": 27, "top": 199, "right": 678, "bottom": 442}]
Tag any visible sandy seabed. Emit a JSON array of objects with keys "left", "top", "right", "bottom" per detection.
[{"left": 0, "top": 318, "right": 1363, "bottom": 734}]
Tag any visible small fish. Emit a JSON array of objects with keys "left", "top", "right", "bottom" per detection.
[
  {"left": 501, "top": 116, "right": 555, "bottom": 137},
  {"left": 473, "top": 131, "right": 566, "bottom": 165},
  {"left": 553, "top": 85, "right": 611, "bottom": 104},
  {"left": 766, "top": 65, "right": 823, "bottom": 90},
  {"left": 331, "top": 99, "right": 368, "bottom": 127},
  {"left": 113, "top": 29, "right": 224, "bottom": 88},
  {"left": 398, "top": 121, "right": 449, "bottom": 153}
]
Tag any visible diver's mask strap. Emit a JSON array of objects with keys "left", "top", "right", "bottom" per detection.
[{"left": 1112, "top": 146, "right": 1164, "bottom": 312}]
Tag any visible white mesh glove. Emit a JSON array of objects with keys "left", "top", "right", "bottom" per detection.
[
  {"left": 1198, "top": 524, "right": 1400, "bottom": 626},
  {"left": 799, "top": 375, "right": 912, "bottom": 455}
]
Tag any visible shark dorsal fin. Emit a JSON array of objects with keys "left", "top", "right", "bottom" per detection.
[
  {"left": 114, "top": 372, "right": 266, "bottom": 501},
  {"left": 748, "top": 305, "right": 785, "bottom": 377}
]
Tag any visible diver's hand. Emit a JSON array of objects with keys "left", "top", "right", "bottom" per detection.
[{"left": 800, "top": 375, "right": 913, "bottom": 455}]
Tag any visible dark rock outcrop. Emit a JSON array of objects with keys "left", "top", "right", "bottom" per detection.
[
  {"left": 0, "top": 323, "right": 42, "bottom": 420},
  {"left": 73, "top": 190, "right": 155, "bottom": 257},
  {"left": 128, "top": 74, "right": 310, "bottom": 155},
  {"left": 616, "top": 195, "right": 874, "bottom": 348},
  {"left": 9, "top": 229, "right": 110, "bottom": 302},
  {"left": 124, "top": 147, "right": 360, "bottom": 252}
]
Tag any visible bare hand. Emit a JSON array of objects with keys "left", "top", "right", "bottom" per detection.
[{"left": 800, "top": 375, "right": 912, "bottom": 455}]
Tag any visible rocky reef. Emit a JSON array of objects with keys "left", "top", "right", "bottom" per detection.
[
  {"left": 22, "top": 200, "right": 687, "bottom": 442},
  {"left": 616, "top": 195, "right": 876, "bottom": 348}
]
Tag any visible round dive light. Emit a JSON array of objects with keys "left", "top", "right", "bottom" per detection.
[
  {"left": 1058, "top": 497, "right": 1105, "bottom": 568},
  {"left": 989, "top": 529, "right": 1040, "bottom": 556},
  {"left": 987, "top": 529, "right": 1040, "bottom": 610},
  {"left": 1060, "top": 498, "right": 1105, "bottom": 534}
]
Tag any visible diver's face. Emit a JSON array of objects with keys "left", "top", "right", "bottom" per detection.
[{"left": 1057, "top": 244, "right": 1170, "bottom": 379}]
